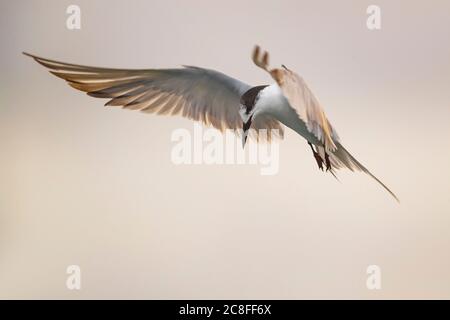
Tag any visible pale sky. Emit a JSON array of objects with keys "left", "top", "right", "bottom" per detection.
[{"left": 1, "top": 0, "right": 449, "bottom": 299}]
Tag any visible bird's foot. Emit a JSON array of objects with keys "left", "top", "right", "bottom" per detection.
[
  {"left": 313, "top": 152, "right": 324, "bottom": 171},
  {"left": 324, "top": 152, "right": 331, "bottom": 171}
]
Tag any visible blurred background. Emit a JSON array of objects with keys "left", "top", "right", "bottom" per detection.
[{"left": 0, "top": 0, "right": 449, "bottom": 299}]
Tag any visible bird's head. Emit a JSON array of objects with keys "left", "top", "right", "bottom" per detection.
[
  {"left": 238, "top": 104, "right": 252, "bottom": 123},
  {"left": 239, "top": 104, "right": 253, "bottom": 148}
]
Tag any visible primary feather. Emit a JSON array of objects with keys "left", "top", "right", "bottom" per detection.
[{"left": 23, "top": 52, "right": 284, "bottom": 141}]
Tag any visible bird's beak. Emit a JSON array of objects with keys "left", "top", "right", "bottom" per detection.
[
  {"left": 242, "top": 130, "right": 249, "bottom": 148},
  {"left": 239, "top": 107, "right": 252, "bottom": 149}
]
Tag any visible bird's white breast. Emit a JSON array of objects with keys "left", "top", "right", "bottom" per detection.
[
  {"left": 255, "top": 84, "right": 320, "bottom": 144},
  {"left": 255, "top": 84, "right": 288, "bottom": 115}
]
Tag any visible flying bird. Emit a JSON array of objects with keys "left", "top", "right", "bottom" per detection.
[{"left": 23, "top": 47, "right": 398, "bottom": 201}]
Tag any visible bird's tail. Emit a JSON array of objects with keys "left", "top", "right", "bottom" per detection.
[{"left": 320, "top": 142, "right": 399, "bottom": 202}]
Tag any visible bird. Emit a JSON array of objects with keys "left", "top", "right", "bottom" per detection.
[{"left": 23, "top": 46, "right": 399, "bottom": 201}]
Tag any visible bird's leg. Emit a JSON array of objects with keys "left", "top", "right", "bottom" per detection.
[
  {"left": 308, "top": 142, "right": 324, "bottom": 171},
  {"left": 324, "top": 151, "right": 331, "bottom": 172}
]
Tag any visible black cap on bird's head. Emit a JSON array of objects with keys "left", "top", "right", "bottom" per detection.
[{"left": 239, "top": 84, "right": 268, "bottom": 148}]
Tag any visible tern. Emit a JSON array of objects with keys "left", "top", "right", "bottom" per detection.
[{"left": 23, "top": 46, "right": 398, "bottom": 201}]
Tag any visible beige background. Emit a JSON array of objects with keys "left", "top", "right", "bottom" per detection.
[{"left": 1, "top": 0, "right": 449, "bottom": 299}]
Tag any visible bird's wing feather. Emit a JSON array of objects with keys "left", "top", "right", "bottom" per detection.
[
  {"left": 270, "top": 68, "right": 339, "bottom": 151},
  {"left": 24, "top": 52, "right": 284, "bottom": 141},
  {"left": 251, "top": 46, "right": 398, "bottom": 201}
]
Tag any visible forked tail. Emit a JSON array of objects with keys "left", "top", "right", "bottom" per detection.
[{"left": 327, "top": 142, "right": 399, "bottom": 202}]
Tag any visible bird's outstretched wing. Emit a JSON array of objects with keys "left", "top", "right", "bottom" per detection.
[
  {"left": 251, "top": 46, "right": 398, "bottom": 201},
  {"left": 251, "top": 46, "right": 338, "bottom": 150},
  {"left": 23, "top": 52, "right": 284, "bottom": 141}
]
